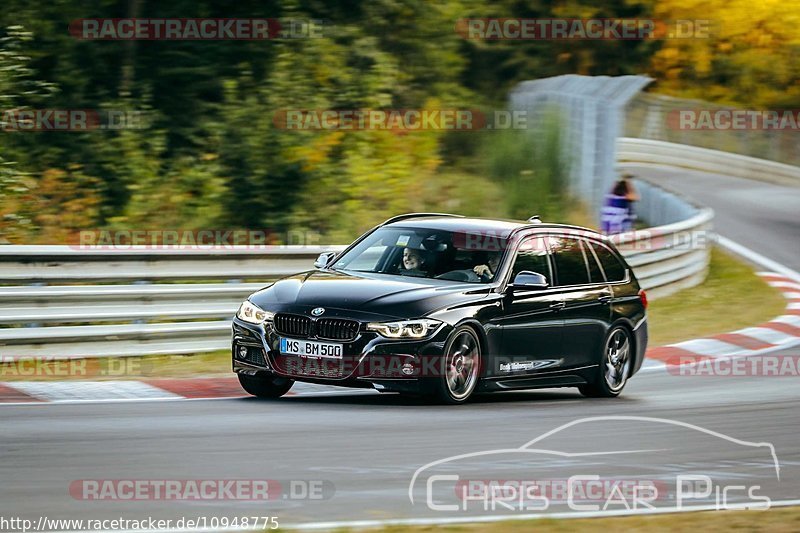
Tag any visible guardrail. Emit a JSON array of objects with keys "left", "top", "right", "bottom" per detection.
[
  {"left": 0, "top": 212, "right": 708, "bottom": 358},
  {"left": 611, "top": 180, "right": 713, "bottom": 300},
  {"left": 0, "top": 246, "right": 345, "bottom": 358},
  {"left": 0, "top": 147, "right": 721, "bottom": 358},
  {"left": 0, "top": 245, "right": 346, "bottom": 283}
]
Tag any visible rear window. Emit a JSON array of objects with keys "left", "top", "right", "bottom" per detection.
[{"left": 590, "top": 242, "right": 627, "bottom": 282}]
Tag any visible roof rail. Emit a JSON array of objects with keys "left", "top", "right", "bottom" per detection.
[
  {"left": 509, "top": 222, "right": 603, "bottom": 239},
  {"left": 381, "top": 213, "right": 464, "bottom": 226}
]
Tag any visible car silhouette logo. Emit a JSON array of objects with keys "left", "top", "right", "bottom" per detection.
[{"left": 311, "top": 307, "right": 325, "bottom": 316}]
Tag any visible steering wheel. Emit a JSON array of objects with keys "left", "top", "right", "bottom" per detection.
[{"left": 435, "top": 269, "right": 480, "bottom": 282}]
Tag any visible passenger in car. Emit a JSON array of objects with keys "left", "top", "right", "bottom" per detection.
[{"left": 400, "top": 247, "right": 429, "bottom": 277}]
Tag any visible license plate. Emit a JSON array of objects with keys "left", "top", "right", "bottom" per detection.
[{"left": 280, "top": 338, "right": 343, "bottom": 359}]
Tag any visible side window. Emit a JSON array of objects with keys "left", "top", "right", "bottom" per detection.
[
  {"left": 511, "top": 236, "right": 552, "bottom": 284},
  {"left": 550, "top": 236, "right": 590, "bottom": 286},
  {"left": 590, "top": 242, "right": 627, "bottom": 282},
  {"left": 582, "top": 240, "right": 605, "bottom": 283}
]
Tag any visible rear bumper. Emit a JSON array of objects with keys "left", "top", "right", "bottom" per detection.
[{"left": 632, "top": 316, "right": 648, "bottom": 375}]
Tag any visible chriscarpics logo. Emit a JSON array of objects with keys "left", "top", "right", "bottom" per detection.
[{"left": 409, "top": 416, "right": 778, "bottom": 514}]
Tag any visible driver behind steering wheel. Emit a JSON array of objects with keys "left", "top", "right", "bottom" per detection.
[{"left": 473, "top": 252, "right": 501, "bottom": 282}]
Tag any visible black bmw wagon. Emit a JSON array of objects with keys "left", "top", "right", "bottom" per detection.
[{"left": 232, "top": 213, "right": 648, "bottom": 404}]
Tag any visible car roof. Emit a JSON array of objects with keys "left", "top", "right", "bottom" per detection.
[
  {"left": 388, "top": 216, "right": 524, "bottom": 233},
  {"left": 384, "top": 215, "right": 605, "bottom": 240}
]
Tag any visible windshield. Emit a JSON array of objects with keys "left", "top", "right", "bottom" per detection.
[{"left": 332, "top": 226, "right": 510, "bottom": 283}]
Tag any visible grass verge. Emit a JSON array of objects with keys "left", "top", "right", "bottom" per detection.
[
  {"left": 0, "top": 246, "right": 787, "bottom": 381},
  {"left": 646, "top": 246, "right": 786, "bottom": 346},
  {"left": 369, "top": 506, "right": 800, "bottom": 533}
]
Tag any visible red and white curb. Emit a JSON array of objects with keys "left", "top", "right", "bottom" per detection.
[
  {"left": 1, "top": 271, "right": 797, "bottom": 405},
  {"left": 0, "top": 378, "right": 376, "bottom": 404},
  {"left": 644, "top": 272, "right": 800, "bottom": 369}
]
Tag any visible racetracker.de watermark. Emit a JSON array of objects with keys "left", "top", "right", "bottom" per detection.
[
  {"left": 0, "top": 357, "right": 149, "bottom": 378},
  {"left": 71, "top": 229, "right": 324, "bottom": 250},
  {"left": 668, "top": 109, "right": 800, "bottom": 130},
  {"left": 272, "top": 109, "right": 532, "bottom": 131},
  {"left": 68, "top": 18, "right": 324, "bottom": 40},
  {"left": 666, "top": 355, "right": 800, "bottom": 377},
  {"left": 69, "top": 479, "right": 334, "bottom": 501},
  {"left": 442, "top": 228, "right": 714, "bottom": 252},
  {"left": 456, "top": 18, "right": 712, "bottom": 40},
  {"left": 1, "top": 109, "right": 146, "bottom": 132},
  {"left": 272, "top": 355, "right": 649, "bottom": 378}
]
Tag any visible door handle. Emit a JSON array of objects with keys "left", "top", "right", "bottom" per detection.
[
  {"left": 598, "top": 295, "right": 613, "bottom": 304},
  {"left": 549, "top": 301, "right": 566, "bottom": 310}
]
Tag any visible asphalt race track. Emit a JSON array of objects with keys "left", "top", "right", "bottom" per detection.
[
  {"left": 623, "top": 164, "right": 800, "bottom": 272},
  {"left": 1, "top": 168, "right": 799, "bottom": 529}
]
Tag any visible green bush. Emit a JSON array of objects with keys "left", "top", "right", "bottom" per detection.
[{"left": 483, "top": 107, "right": 571, "bottom": 222}]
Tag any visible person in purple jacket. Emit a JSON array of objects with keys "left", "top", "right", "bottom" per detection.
[{"left": 601, "top": 173, "right": 639, "bottom": 234}]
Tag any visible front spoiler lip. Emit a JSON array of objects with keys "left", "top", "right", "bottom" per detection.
[{"left": 233, "top": 360, "right": 413, "bottom": 390}]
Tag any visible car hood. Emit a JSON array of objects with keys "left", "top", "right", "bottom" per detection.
[{"left": 248, "top": 269, "right": 489, "bottom": 320}]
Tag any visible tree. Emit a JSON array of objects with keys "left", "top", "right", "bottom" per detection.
[{"left": 648, "top": 0, "right": 800, "bottom": 107}]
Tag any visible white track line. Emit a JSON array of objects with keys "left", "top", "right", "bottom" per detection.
[{"left": 717, "top": 236, "right": 800, "bottom": 284}]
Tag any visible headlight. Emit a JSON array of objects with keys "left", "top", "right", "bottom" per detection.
[
  {"left": 366, "top": 319, "right": 443, "bottom": 339},
  {"left": 236, "top": 301, "right": 274, "bottom": 325}
]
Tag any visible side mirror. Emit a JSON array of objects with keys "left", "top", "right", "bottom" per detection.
[
  {"left": 314, "top": 251, "right": 337, "bottom": 269},
  {"left": 509, "top": 271, "right": 549, "bottom": 290}
]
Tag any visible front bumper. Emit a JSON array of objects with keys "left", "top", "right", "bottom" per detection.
[{"left": 232, "top": 316, "right": 452, "bottom": 391}]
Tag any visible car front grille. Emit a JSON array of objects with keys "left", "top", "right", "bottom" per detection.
[
  {"left": 274, "top": 313, "right": 360, "bottom": 342},
  {"left": 316, "top": 318, "right": 360, "bottom": 341},
  {"left": 274, "top": 313, "right": 312, "bottom": 337}
]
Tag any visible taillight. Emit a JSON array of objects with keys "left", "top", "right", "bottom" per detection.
[{"left": 638, "top": 289, "right": 648, "bottom": 309}]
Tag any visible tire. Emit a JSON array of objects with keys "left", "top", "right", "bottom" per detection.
[
  {"left": 429, "top": 325, "right": 482, "bottom": 404},
  {"left": 238, "top": 373, "right": 294, "bottom": 398},
  {"left": 579, "top": 325, "right": 633, "bottom": 398}
]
